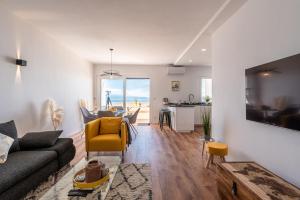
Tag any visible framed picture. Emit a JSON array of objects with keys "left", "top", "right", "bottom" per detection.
[{"left": 171, "top": 81, "right": 180, "bottom": 91}]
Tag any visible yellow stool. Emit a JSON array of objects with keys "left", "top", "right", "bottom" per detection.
[{"left": 205, "top": 142, "right": 228, "bottom": 169}]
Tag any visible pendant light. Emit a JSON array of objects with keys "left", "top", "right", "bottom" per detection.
[{"left": 100, "top": 48, "right": 122, "bottom": 78}]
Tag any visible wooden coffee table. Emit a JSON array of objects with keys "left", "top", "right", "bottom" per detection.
[{"left": 40, "top": 156, "right": 121, "bottom": 200}]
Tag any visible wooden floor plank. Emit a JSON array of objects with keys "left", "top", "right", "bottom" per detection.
[{"left": 71, "top": 125, "right": 219, "bottom": 200}]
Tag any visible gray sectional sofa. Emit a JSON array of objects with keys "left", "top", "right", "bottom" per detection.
[{"left": 0, "top": 121, "right": 76, "bottom": 200}]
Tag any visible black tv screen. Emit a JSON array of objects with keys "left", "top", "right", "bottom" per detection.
[{"left": 245, "top": 53, "right": 300, "bottom": 131}]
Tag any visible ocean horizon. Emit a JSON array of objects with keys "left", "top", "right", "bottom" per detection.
[{"left": 104, "top": 95, "right": 149, "bottom": 103}]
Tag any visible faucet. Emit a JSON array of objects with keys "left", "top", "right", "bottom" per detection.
[{"left": 188, "top": 93, "right": 194, "bottom": 104}]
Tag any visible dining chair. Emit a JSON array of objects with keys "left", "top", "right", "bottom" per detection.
[
  {"left": 112, "top": 106, "right": 124, "bottom": 111},
  {"left": 124, "top": 108, "right": 140, "bottom": 136},
  {"left": 97, "top": 110, "right": 115, "bottom": 118},
  {"left": 80, "top": 107, "right": 98, "bottom": 124}
]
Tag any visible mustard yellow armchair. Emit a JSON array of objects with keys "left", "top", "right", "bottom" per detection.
[{"left": 85, "top": 117, "right": 127, "bottom": 160}]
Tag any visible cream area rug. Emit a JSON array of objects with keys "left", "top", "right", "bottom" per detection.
[
  {"left": 23, "top": 165, "right": 71, "bottom": 200},
  {"left": 106, "top": 163, "right": 152, "bottom": 200}
]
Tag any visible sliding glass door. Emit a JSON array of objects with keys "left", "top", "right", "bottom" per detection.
[
  {"left": 126, "top": 78, "right": 150, "bottom": 124},
  {"left": 100, "top": 78, "right": 150, "bottom": 124}
]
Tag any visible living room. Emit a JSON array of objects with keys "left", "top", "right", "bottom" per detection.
[{"left": 1, "top": 0, "right": 300, "bottom": 200}]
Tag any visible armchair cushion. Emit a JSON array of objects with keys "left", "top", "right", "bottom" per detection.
[
  {"left": 100, "top": 117, "right": 122, "bottom": 135},
  {"left": 20, "top": 130, "right": 62, "bottom": 149},
  {"left": 89, "top": 134, "right": 121, "bottom": 151}
]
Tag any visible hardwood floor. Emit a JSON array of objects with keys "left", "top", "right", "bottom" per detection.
[{"left": 72, "top": 125, "right": 220, "bottom": 200}]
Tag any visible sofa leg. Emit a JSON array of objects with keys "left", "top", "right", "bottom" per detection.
[{"left": 52, "top": 173, "right": 58, "bottom": 185}]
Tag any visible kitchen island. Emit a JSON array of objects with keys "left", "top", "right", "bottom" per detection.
[
  {"left": 168, "top": 105, "right": 195, "bottom": 132},
  {"left": 167, "top": 104, "right": 211, "bottom": 132}
]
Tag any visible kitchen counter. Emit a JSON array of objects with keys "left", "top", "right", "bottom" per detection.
[
  {"left": 168, "top": 106, "right": 195, "bottom": 132},
  {"left": 166, "top": 103, "right": 211, "bottom": 131},
  {"left": 165, "top": 103, "right": 211, "bottom": 107},
  {"left": 167, "top": 104, "right": 195, "bottom": 107}
]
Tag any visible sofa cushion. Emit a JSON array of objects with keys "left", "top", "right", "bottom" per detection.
[
  {"left": 0, "top": 120, "right": 20, "bottom": 153},
  {"left": 0, "top": 160, "right": 58, "bottom": 200},
  {"left": 20, "top": 130, "right": 63, "bottom": 149},
  {"left": 100, "top": 117, "right": 122, "bottom": 135},
  {"left": 0, "top": 150, "right": 57, "bottom": 193}
]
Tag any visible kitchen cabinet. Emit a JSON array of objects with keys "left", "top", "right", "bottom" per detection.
[{"left": 168, "top": 106, "right": 195, "bottom": 132}]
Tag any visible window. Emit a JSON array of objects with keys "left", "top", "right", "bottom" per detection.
[
  {"left": 201, "top": 78, "right": 212, "bottom": 102},
  {"left": 101, "top": 79, "right": 124, "bottom": 110}
]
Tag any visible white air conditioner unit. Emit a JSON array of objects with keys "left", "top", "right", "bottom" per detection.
[{"left": 167, "top": 66, "right": 186, "bottom": 75}]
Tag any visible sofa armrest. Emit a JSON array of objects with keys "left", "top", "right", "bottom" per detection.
[
  {"left": 37, "top": 138, "right": 76, "bottom": 168},
  {"left": 85, "top": 118, "right": 101, "bottom": 151}
]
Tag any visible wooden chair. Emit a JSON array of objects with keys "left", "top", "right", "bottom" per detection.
[{"left": 124, "top": 108, "right": 140, "bottom": 135}]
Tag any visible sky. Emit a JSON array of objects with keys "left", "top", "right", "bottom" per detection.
[{"left": 101, "top": 79, "right": 150, "bottom": 98}]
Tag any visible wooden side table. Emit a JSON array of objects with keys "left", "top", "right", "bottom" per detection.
[{"left": 217, "top": 162, "right": 300, "bottom": 199}]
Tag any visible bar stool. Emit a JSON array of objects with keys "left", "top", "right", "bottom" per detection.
[
  {"left": 205, "top": 142, "right": 228, "bottom": 169},
  {"left": 159, "top": 109, "right": 172, "bottom": 131}
]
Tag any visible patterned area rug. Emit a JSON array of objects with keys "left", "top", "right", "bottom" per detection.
[
  {"left": 23, "top": 163, "right": 152, "bottom": 200},
  {"left": 106, "top": 163, "right": 152, "bottom": 200}
]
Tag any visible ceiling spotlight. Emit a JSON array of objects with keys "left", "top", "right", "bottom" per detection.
[
  {"left": 201, "top": 48, "right": 207, "bottom": 52},
  {"left": 189, "top": 59, "right": 193, "bottom": 63}
]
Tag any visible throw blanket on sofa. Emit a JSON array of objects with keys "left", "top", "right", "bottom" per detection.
[{"left": 122, "top": 118, "right": 132, "bottom": 146}]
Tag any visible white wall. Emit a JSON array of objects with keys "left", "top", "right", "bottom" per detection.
[
  {"left": 0, "top": 8, "right": 93, "bottom": 137},
  {"left": 94, "top": 64, "right": 211, "bottom": 123},
  {"left": 212, "top": 0, "right": 300, "bottom": 186}
]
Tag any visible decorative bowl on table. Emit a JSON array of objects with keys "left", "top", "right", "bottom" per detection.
[{"left": 73, "top": 160, "right": 110, "bottom": 190}]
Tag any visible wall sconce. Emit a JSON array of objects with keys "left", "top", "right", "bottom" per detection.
[{"left": 16, "top": 59, "right": 27, "bottom": 66}]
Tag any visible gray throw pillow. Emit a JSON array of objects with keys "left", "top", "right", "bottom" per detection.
[
  {"left": 0, "top": 120, "right": 20, "bottom": 153},
  {"left": 20, "top": 130, "right": 63, "bottom": 149}
]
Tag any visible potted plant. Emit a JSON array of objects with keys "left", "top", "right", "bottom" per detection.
[
  {"left": 204, "top": 96, "right": 211, "bottom": 104},
  {"left": 202, "top": 110, "right": 211, "bottom": 141}
]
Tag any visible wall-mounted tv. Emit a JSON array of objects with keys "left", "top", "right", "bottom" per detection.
[{"left": 245, "top": 53, "right": 300, "bottom": 131}]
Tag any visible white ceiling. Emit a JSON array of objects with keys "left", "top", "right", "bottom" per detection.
[{"left": 1, "top": 0, "right": 245, "bottom": 66}]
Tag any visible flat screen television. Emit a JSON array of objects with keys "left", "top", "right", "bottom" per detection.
[{"left": 245, "top": 53, "right": 300, "bottom": 131}]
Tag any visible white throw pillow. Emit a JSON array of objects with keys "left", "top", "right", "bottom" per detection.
[{"left": 0, "top": 133, "right": 14, "bottom": 164}]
